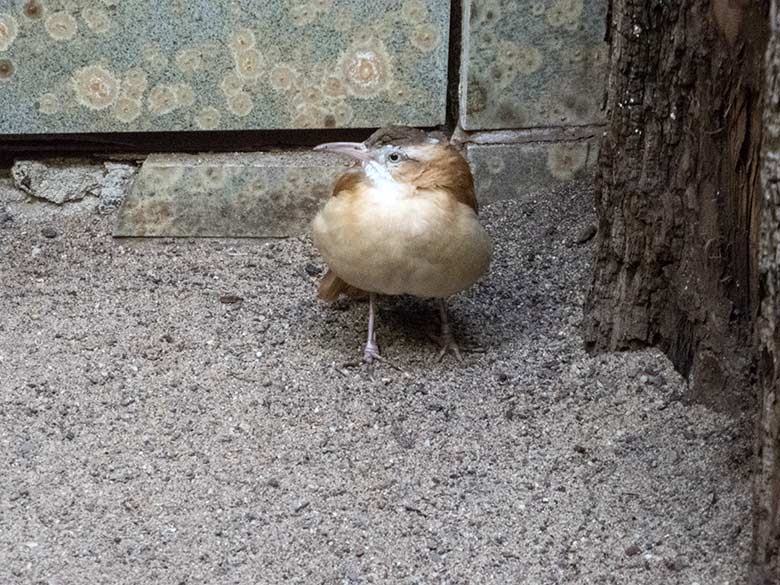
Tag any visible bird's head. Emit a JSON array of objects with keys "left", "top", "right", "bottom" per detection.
[{"left": 314, "top": 127, "right": 475, "bottom": 202}]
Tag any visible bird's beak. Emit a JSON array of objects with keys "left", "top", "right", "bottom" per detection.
[{"left": 313, "top": 141, "right": 372, "bottom": 162}]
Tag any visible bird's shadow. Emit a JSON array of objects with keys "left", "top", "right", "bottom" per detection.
[
  {"left": 366, "top": 294, "right": 495, "bottom": 359},
  {"left": 306, "top": 280, "right": 513, "bottom": 365},
  {"left": 375, "top": 295, "right": 436, "bottom": 347}
]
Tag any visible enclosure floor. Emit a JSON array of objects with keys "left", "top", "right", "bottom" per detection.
[{"left": 0, "top": 186, "right": 751, "bottom": 584}]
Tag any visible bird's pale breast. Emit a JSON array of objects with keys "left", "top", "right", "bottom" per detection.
[{"left": 312, "top": 184, "right": 492, "bottom": 298}]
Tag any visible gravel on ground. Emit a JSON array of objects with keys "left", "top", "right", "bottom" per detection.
[{"left": 0, "top": 183, "right": 752, "bottom": 584}]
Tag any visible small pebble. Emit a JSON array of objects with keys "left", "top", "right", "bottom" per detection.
[
  {"left": 304, "top": 262, "right": 322, "bottom": 277},
  {"left": 219, "top": 294, "right": 243, "bottom": 304},
  {"left": 575, "top": 224, "right": 597, "bottom": 244},
  {"left": 625, "top": 543, "right": 641, "bottom": 557},
  {"left": 664, "top": 557, "right": 682, "bottom": 571},
  {"left": 41, "top": 227, "right": 57, "bottom": 238}
]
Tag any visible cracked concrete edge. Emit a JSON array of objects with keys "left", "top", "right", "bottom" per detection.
[{"left": 7, "top": 158, "right": 139, "bottom": 212}]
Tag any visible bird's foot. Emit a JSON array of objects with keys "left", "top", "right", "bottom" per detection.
[
  {"left": 363, "top": 340, "right": 382, "bottom": 364},
  {"left": 428, "top": 331, "right": 486, "bottom": 363},
  {"left": 429, "top": 331, "right": 463, "bottom": 363},
  {"left": 362, "top": 340, "right": 406, "bottom": 373}
]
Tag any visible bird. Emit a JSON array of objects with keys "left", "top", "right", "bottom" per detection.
[{"left": 311, "top": 126, "right": 492, "bottom": 364}]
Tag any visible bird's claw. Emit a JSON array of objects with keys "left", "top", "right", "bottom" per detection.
[
  {"left": 362, "top": 340, "right": 406, "bottom": 373},
  {"left": 439, "top": 342, "right": 463, "bottom": 363},
  {"left": 363, "top": 340, "right": 382, "bottom": 364},
  {"left": 429, "top": 332, "right": 464, "bottom": 363}
]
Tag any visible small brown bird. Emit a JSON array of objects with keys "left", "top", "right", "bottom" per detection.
[{"left": 311, "top": 126, "right": 492, "bottom": 363}]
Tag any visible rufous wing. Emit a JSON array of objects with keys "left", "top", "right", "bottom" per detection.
[{"left": 317, "top": 269, "right": 368, "bottom": 301}]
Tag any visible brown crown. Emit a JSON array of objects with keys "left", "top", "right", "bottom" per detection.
[{"left": 365, "top": 126, "right": 432, "bottom": 148}]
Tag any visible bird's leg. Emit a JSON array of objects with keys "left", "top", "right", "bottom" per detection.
[
  {"left": 435, "top": 298, "right": 463, "bottom": 362},
  {"left": 363, "top": 293, "right": 382, "bottom": 363}
]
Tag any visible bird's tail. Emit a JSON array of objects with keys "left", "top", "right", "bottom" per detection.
[{"left": 318, "top": 269, "right": 368, "bottom": 301}]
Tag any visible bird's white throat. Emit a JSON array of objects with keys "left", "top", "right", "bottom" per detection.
[{"left": 363, "top": 160, "right": 408, "bottom": 200}]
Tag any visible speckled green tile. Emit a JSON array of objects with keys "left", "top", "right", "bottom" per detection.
[
  {"left": 0, "top": 0, "right": 449, "bottom": 134},
  {"left": 460, "top": 0, "right": 607, "bottom": 130},
  {"left": 113, "top": 152, "right": 352, "bottom": 237},
  {"left": 466, "top": 141, "right": 598, "bottom": 203}
]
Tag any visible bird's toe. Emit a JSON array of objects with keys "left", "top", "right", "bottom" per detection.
[
  {"left": 436, "top": 338, "right": 463, "bottom": 363},
  {"left": 363, "top": 340, "right": 381, "bottom": 364},
  {"left": 429, "top": 331, "right": 465, "bottom": 363}
]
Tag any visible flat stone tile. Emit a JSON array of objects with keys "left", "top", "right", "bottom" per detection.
[
  {"left": 113, "top": 152, "right": 351, "bottom": 237},
  {"left": 467, "top": 141, "right": 598, "bottom": 204},
  {"left": 460, "top": 0, "right": 608, "bottom": 130},
  {"left": 117, "top": 141, "right": 598, "bottom": 238},
  {"left": 0, "top": 0, "right": 449, "bottom": 134}
]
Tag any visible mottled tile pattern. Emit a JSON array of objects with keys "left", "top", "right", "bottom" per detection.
[
  {"left": 466, "top": 141, "right": 598, "bottom": 204},
  {"left": 461, "top": 0, "right": 608, "bottom": 130},
  {"left": 0, "top": 0, "right": 449, "bottom": 134},
  {"left": 114, "top": 152, "right": 352, "bottom": 237}
]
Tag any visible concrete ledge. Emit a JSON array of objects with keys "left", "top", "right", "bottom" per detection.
[
  {"left": 113, "top": 140, "right": 598, "bottom": 238},
  {"left": 113, "top": 151, "right": 352, "bottom": 238},
  {"left": 467, "top": 140, "right": 599, "bottom": 205}
]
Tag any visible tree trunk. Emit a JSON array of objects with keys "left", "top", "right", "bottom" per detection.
[
  {"left": 754, "top": 2, "right": 780, "bottom": 580},
  {"left": 585, "top": 0, "right": 768, "bottom": 410}
]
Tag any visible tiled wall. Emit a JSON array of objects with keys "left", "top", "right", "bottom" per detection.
[
  {"left": 0, "top": 1, "right": 607, "bottom": 136},
  {"left": 0, "top": 0, "right": 450, "bottom": 133},
  {"left": 460, "top": 0, "right": 607, "bottom": 130}
]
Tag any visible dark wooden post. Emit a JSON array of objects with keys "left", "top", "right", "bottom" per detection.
[{"left": 585, "top": 0, "right": 768, "bottom": 410}]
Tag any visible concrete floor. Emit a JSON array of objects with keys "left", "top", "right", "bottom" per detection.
[{"left": 0, "top": 184, "right": 752, "bottom": 584}]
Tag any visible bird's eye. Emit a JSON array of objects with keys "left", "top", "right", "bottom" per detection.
[{"left": 387, "top": 152, "right": 401, "bottom": 163}]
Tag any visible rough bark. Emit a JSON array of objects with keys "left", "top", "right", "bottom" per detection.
[
  {"left": 754, "top": 2, "right": 780, "bottom": 580},
  {"left": 585, "top": 0, "right": 768, "bottom": 410}
]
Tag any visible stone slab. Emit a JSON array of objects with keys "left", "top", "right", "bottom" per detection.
[
  {"left": 460, "top": 0, "right": 608, "bottom": 130},
  {"left": 113, "top": 151, "right": 352, "bottom": 237},
  {"left": 466, "top": 140, "right": 598, "bottom": 204},
  {"left": 116, "top": 141, "right": 598, "bottom": 238},
  {"left": 0, "top": 0, "right": 449, "bottom": 134}
]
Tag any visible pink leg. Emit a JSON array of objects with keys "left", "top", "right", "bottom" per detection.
[
  {"left": 436, "top": 298, "right": 463, "bottom": 362},
  {"left": 364, "top": 293, "right": 381, "bottom": 363}
]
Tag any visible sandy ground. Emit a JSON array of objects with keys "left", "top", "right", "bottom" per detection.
[{"left": 0, "top": 183, "right": 753, "bottom": 584}]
